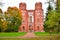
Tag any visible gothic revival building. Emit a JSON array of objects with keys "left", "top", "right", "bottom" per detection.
[{"left": 19, "top": 2, "right": 44, "bottom": 32}]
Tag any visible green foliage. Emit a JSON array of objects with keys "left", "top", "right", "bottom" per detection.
[
  {"left": 44, "top": 1, "right": 60, "bottom": 33},
  {"left": 0, "top": 9, "right": 6, "bottom": 32},
  {"left": 47, "top": 4, "right": 53, "bottom": 11},
  {"left": 4, "top": 7, "right": 22, "bottom": 32},
  {"left": 44, "top": 10, "right": 60, "bottom": 33},
  {"left": 0, "top": 7, "right": 22, "bottom": 32},
  {"left": 56, "top": 0, "right": 60, "bottom": 10},
  {"left": 57, "top": 0, "right": 60, "bottom": 5}
]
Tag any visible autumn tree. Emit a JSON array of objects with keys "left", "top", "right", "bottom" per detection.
[
  {"left": 4, "top": 7, "right": 22, "bottom": 32},
  {"left": 0, "top": 9, "right": 7, "bottom": 32},
  {"left": 0, "top": 9, "right": 3, "bottom": 32}
]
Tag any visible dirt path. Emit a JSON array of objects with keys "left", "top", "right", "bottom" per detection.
[{"left": 21, "top": 32, "right": 38, "bottom": 38}]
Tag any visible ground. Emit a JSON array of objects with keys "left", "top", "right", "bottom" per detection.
[
  {"left": 21, "top": 32, "right": 38, "bottom": 38},
  {"left": 0, "top": 32, "right": 60, "bottom": 40},
  {"left": 0, "top": 32, "right": 26, "bottom": 37}
]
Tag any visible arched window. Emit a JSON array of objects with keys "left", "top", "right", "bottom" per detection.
[
  {"left": 30, "top": 16, "right": 32, "bottom": 23},
  {"left": 29, "top": 25, "right": 32, "bottom": 30},
  {"left": 22, "top": 26, "right": 25, "bottom": 30},
  {"left": 29, "top": 25, "right": 32, "bottom": 27},
  {"left": 37, "top": 26, "right": 39, "bottom": 30}
]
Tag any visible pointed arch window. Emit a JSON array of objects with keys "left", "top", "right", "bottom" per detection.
[
  {"left": 22, "top": 26, "right": 25, "bottom": 30},
  {"left": 37, "top": 26, "right": 39, "bottom": 30},
  {"left": 30, "top": 16, "right": 32, "bottom": 23}
]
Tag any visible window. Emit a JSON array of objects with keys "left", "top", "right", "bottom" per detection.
[
  {"left": 30, "top": 16, "right": 32, "bottom": 23},
  {"left": 37, "top": 26, "right": 39, "bottom": 30},
  {"left": 29, "top": 25, "right": 32, "bottom": 27},
  {"left": 23, "top": 26, "right": 25, "bottom": 30},
  {"left": 29, "top": 25, "right": 32, "bottom": 30}
]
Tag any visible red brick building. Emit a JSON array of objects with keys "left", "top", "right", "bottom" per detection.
[{"left": 19, "top": 2, "right": 44, "bottom": 32}]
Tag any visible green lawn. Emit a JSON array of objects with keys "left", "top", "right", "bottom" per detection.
[
  {"left": 0, "top": 32, "right": 60, "bottom": 40},
  {"left": 35, "top": 32, "right": 60, "bottom": 36},
  {"left": 0, "top": 32, "right": 26, "bottom": 37},
  {"left": 0, "top": 35, "right": 60, "bottom": 40}
]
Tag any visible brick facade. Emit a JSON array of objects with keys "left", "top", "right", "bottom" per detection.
[{"left": 19, "top": 2, "right": 44, "bottom": 32}]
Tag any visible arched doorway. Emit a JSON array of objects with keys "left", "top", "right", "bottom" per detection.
[
  {"left": 22, "top": 26, "right": 25, "bottom": 31},
  {"left": 29, "top": 25, "right": 33, "bottom": 32}
]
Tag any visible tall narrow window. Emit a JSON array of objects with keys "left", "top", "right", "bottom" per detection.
[
  {"left": 23, "top": 26, "right": 25, "bottom": 30},
  {"left": 37, "top": 26, "right": 39, "bottom": 30},
  {"left": 30, "top": 16, "right": 32, "bottom": 23},
  {"left": 29, "top": 25, "right": 32, "bottom": 30}
]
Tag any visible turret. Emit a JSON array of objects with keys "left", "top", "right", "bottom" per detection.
[
  {"left": 19, "top": 2, "right": 26, "bottom": 10},
  {"left": 35, "top": 2, "right": 42, "bottom": 10}
]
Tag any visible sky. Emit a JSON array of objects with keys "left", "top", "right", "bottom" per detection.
[{"left": 0, "top": 0, "right": 56, "bottom": 17}]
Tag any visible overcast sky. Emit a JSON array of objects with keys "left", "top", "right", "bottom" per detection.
[{"left": 0, "top": 0, "right": 56, "bottom": 16}]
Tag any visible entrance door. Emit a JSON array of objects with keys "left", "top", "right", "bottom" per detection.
[{"left": 29, "top": 25, "right": 33, "bottom": 32}]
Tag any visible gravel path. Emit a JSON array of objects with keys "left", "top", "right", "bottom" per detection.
[{"left": 21, "top": 32, "right": 38, "bottom": 38}]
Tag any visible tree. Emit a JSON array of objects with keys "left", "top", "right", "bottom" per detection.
[
  {"left": 44, "top": 10, "right": 60, "bottom": 33},
  {"left": 55, "top": 0, "right": 60, "bottom": 10},
  {"left": 44, "top": 0, "right": 57, "bottom": 33},
  {"left": 4, "top": 7, "right": 22, "bottom": 32},
  {"left": 0, "top": 9, "right": 8, "bottom": 32},
  {"left": 44, "top": 0, "right": 60, "bottom": 33},
  {"left": 0, "top": 9, "right": 3, "bottom": 32}
]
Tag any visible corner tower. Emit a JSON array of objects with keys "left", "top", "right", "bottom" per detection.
[
  {"left": 19, "top": 3, "right": 28, "bottom": 32},
  {"left": 34, "top": 2, "right": 44, "bottom": 32}
]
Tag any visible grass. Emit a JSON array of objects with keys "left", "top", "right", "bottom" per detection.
[
  {"left": 0, "top": 35, "right": 60, "bottom": 40},
  {"left": 35, "top": 32, "right": 60, "bottom": 36},
  {"left": 0, "top": 32, "right": 26, "bottom": 37},
  {"left": 35, "top": 32, "right": 49, "bottom": 36},
  {"left": 0, "top": 32, "right": 60, "bottom": 40}
]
